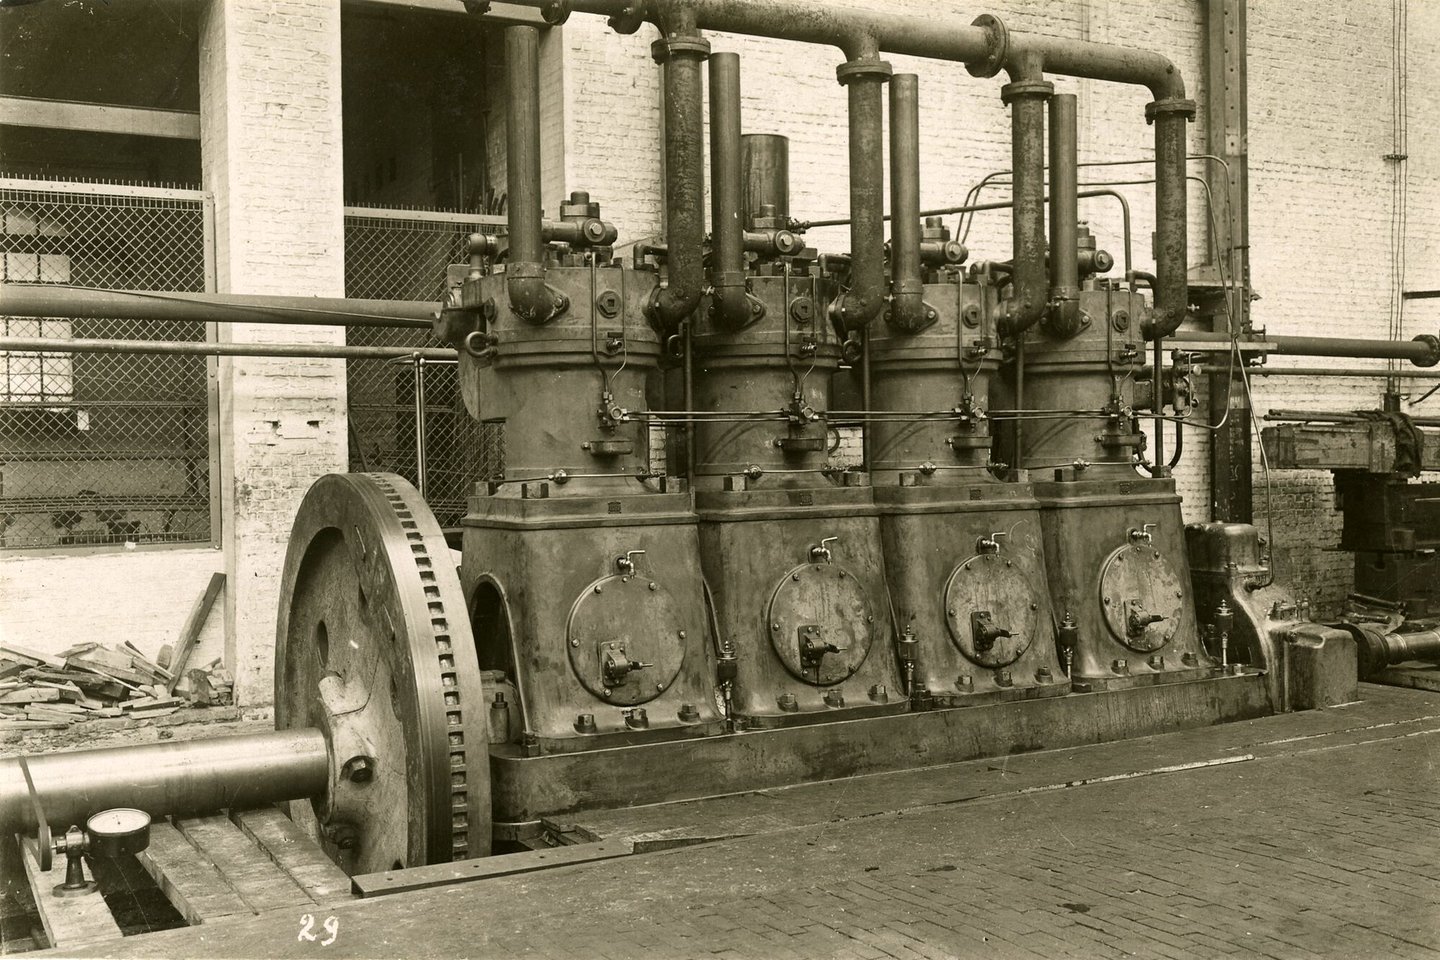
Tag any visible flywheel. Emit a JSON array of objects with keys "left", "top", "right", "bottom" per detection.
[{"left": 275, "top": 473, "right": 490, "bottom": 874}]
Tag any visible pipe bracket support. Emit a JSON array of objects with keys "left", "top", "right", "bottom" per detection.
[
  {"left": 1145, "top": 97, "right": 1198, "bottom": 124},
  {"left": 652, "top": 35, "right": 711, "bottom": 63},
  {"left": 1001, "top": 78, "right": 1054, "bottom": 104},
  {"left": 836, "top": 57, "right": 893, "bottom": 86},
  {"left": 965, "top": 14, "right": 1009, "bottom": 78},
  {"left": 1412, "top": 334, "right": 1440, "bottom": 367}
]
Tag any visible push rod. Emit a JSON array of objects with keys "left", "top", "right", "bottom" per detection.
[
  {"left": 0, "top": 284, "right": 435, "bottom": 330},
  {"left": 0, "top": 336, "right": 453, "bottom": 361},
  {"left": 0, "top": 728, "right": 330, "bottom": 835}
]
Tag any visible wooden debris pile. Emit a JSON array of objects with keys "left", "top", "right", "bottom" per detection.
[{"left": 0, "top": 641, "right": 233, "bottom": 731}]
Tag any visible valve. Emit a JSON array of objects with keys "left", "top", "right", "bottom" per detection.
[
  {"left": 1125, "top": 599, "right": 1166, "bottom": 640},
  {"left": 971, "top": 610, "right": 1013, "bottom": 653},
  {"left": 1215, "top": 598, "right": 1234, "bottom": 667},
  {"left": 1128, "top": 523, "right": 1156, "bottom": 545},
  {"left": 976, "top": 531, "right": 1006, "bottom": 555},
  {"left": 602, "top": 646, "right": 653, "bottom": 687},
  {"left": 615, "top": 550, "right": 646, "bottom": 575},
  {"left": 1056, "top": 611, "right": 1079, "bottom": 678},
  {"left": 809, "top": 537, "right": 839, "bottom": 563},
  {"left": 897, "top": 624, "right": 919, "bottom": 698},
  {"left": 798, "top": 624, "right": 840, "bottom": 669}
]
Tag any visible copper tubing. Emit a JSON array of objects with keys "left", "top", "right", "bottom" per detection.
[
  {"left": 998, "top": 58, "right": 1051, "bottom": 338},
  {"left": 887, "top": 73, "right": 926, "bottom": 333},
  {"left": 504, "top": 26, "right": 568, "bottom": 324},
  {"left": 647, "top": 24, "right": 711, "bottom": 332},
  {"left": 0, "top": 284, "right": 434, "bottom": 329},
  {"left": 1046, "top": 93, "right": 1081, "bottom": 337},
  {"left": 0, "top": 728, "right": 330, "bottom": 836},
  {"left": 831, "top": 54, "right": 890, "bottom": 332},
  {"left": 741, "top": 134, "right": 789, "bottom": 226},
  {"left": 707, "top": 52, "right": 753, "bottom": 328}
]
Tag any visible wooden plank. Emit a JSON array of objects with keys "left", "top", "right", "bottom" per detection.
[
  {"left": 18, "top": 836, "right": 122, "bottom": 949},
  {"left": 167, "top": 573, "right": 225, "bottom": 694},
  {"left": 1372, "top": 665, "right": 1440, "bottom": 693},
  {"left": 350, "top": 840, "right": 634, "bottom": 898},
  {"left": 174, "top": 815, "right": 309, "bottom": 915},
  {"left": 0, "top": 95, "right": 200, "bottom": 140},
  {"left": 137, "top": 821, "right": 250, "bottom": 925},
  {"left": 230, "top": 807, "right": 352, "bottom": 906}
]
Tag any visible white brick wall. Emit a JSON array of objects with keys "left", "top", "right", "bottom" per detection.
[{"left": 201, "top": 0, "right": 347, "bottom": 705}]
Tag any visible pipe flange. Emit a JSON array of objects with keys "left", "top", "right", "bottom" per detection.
[
  {"left": 607, "top": 0, "right": 647, "bottom": 35},
  {"left": 540, "top": 0, "right": 571, "bottom": 25},
  {"left": 1412, "top": 334, "right": 1440, "bottom": 367},
  {"left": 965, "top": 14, "right": 1009, "bottom": 79},
  {"left": 1145, "top": 97, "right": 1198, "bottom": 124},
  {"left": 651, "top": 35, "right": 711, "bottom": 63},
  {"left": 836, "top": 57, "right": 893, "bottom": 86},
  {"left": 1000, "top": 78, "right": 1054, "bottom": 104}
]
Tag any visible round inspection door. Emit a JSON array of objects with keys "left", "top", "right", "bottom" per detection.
[
  {"left": 1097, "top": 542, "right": 1185, "bottom": 652},
  {"left": 943, "top": 553, "right": 1039, "bottom": 668},
  {"left": 567, "top": 574, "right": 688, "bottom": 706},
  {"left": 766, "top": 563, "right": 874, "bottom": 685}
]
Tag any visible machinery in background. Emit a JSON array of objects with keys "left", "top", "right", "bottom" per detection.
[{"left": 7, "top": 1, "right": 1399, "bottom": 901}]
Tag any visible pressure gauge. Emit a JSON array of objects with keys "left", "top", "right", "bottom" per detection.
[{"left": 85, "top": 807, "right": 151, "bottom": 858}]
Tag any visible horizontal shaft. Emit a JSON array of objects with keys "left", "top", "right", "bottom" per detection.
[{"left": 1, "top": 728, "right": 329, "bottom": 835}]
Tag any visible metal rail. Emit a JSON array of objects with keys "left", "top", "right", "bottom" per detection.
[{"left": 0, "top": 336, "right": 453, "bottom": 361}]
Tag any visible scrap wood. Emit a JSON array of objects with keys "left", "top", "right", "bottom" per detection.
[{"left": 167, "top": 572, "right": 225, "bottom": 695}]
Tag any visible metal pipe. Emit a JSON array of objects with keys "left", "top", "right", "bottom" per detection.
[
  {"left": 0, "top": 729, "right": 330, "bottom": 835},
  {"left": 1249, "top": 366, "right": 1440, "bottom": 381},
  {"left": 484, "top": 2, "right": 1193, "bottom": 343},
  {"left": 707, "top": 51, "right": 753, "bottom": 328},
  {"left": 1046, "top": 93, "right": 1080, "bottom": 337},
  {"left": 741, "top": 134, "right": 789, "bottom": 226},
  {"left": 998, "top": 56, "right": 1051, "bottom": 338},
  {"left": 413, "top": 356, "right": 429, "bottom": 497},
  {"left": 0, "top": 336, "right": 452, "bottom": 361},
  {"left": 831, "top": 52, "right": 891, "bottom": 332},
  {"left": 647, "top": 21, "right": 711, "bottom": 332},
  {"left": 1145, "top": 104, "right": 1192, "bottom": 339},
  {"left": 504, "top": 25, "right": 568, "bottom": 325},
  {"left": 0, "top": 284, "right": 434, "bottom": 330},
  {"left": 887, "top": 73, "right": 925, "bottom": 333},
  {"left": 1182, "top": 332, "right": 1440, "bottom": 365}
]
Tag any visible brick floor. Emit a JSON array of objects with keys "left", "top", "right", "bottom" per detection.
[{"left": 42, "top": 685, "right": 1440, "bottom": 959}]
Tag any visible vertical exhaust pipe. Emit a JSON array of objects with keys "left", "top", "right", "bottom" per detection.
[
  {"left": 708, "top": 51, "right": 758, "bottom": 328},
  {"left": 887, "top": 73, "right": 927, "bottom": 333},
  {"left": 998, "top": 56, "right": 1052, "bottom": 338},
  {"left": 503, "top": 25, "right": 568, "bottom": 324},
  {"left": 647, "top": 26, "right": 711, "bottom": 332},
  {"left": 830, "top": 53, "right": 892, "bottom": 333},
  {"left": 1046, "top": 92, "right": 1081, "bottom": 336},
  {"left": 1145, "top": 101, "right": 1194, "bottom": 339}
]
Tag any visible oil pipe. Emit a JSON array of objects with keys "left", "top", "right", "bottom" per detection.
[
  {"left": 1045, "top": 93, "right": 1081, "bottom": 337},
  {"left": 886, "top": 73, "right": 927, "bottom": 333},
  {"left": 707, "top": 52, "right": 760, "bottom": 328},
  {"left": 504, "top": 25, "right": 569, "bottom": 325}
]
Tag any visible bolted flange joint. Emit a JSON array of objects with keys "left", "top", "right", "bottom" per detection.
[
  {"left": 1145, "top": 97, "right": 1198, "bottom": 124},
  {"left": 651, "top": 35, "right": 711, "bottom": 64},
  {"left": 1000, "top": 78, "right": 1054, "bottom": 105},
  {"left": 836, "top": 57, "right": 893, "bottom": 87},
  {"left": 965, "top": 14, "right": 1010, "bottom": 78}
]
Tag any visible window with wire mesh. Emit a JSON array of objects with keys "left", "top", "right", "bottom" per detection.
[
  {"left": 344, "top": 211, "right": 504, "bottom": 527},
  {"left": 0, "top": 181, "right": 210, "bottom": 550}
]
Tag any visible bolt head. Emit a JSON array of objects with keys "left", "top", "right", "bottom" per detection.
[{"left": 342, "top": 756, "right": 374, "bottom": 784}]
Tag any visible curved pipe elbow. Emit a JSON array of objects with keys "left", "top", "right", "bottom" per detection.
[
  {"left": 831, "top": 287, "right": 886, "bottom": 333},
  {"left": 887, "top": 289, "right": 931, "bottom": 335},
  {"left": 646, "top": 279, "right": 703, "bottom": 333},
  {"left": 1142, "top": 307, "right": 1186, "bottom": 341},
  {"left": 999, "top": 291, "right": 1047, "bottom": 339},
  {"left": 1043, "top": 297, "right": 1083, "bottom": 339},
  {"left": 506, "top": 266, "right": 569, "bottom": 325}
]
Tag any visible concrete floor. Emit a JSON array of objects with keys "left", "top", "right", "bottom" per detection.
[{"left": 27, "top": 681, "right": 1438, "bottom": 960}]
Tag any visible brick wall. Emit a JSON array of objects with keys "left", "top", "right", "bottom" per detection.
[{"left": 201, "top": 0, "right": 347, "bottom": 705}]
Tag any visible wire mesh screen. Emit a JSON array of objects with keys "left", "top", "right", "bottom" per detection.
[
  {"left": 0, "top": 179, "right": 211, "bottom": 549},
  {"left": 343, "top": 209, "right": 504, "bottom": 527}
]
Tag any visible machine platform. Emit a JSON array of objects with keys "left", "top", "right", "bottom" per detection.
[{"left": 10, "top": 683, "right": 1437, "bottom": 959}]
